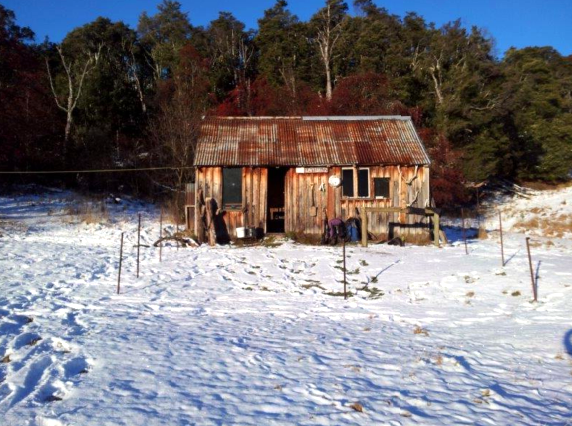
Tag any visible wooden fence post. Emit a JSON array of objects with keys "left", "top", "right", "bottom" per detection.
[
  {"left": 117, "top": 232, "right": 124, "bottom": 294},
  {"left": 136, "top": 213, "right": 141, "bottom": 278},
  {"left": 526, "top": 237, "right": 537, "bottom": 302},
  {"left": 434, "top": 212, "right": 440, "bottom": 247},
  {"left": 499, "top": 210, "right": 505, "bottom": 267}
]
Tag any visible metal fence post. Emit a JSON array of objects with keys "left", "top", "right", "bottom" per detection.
[
  {"left": 499, "top": 210, "right": 505, "bottom": 267},
  {"left": 117, "top": 232, "right": 124, "bottom": 294},
  {"left": 526, "top": 237, "right": 537, "bottom": 302},
  {"left": 159, "top": 207, "right": 163, "bottom": 262},
  {"left": 136, "top": 213, "right": 141, "bottom": 278}
]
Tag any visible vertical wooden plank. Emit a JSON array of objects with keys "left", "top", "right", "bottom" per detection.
[
  {"left": 292, "top": 169, "right": 299, "bottom": 232},
  {"left": 194, "top": 168, "right": 201, "bottom": 236},
  {"left": 392, "top": 167, "right": 400, "bottom": 238},
  {"left": 241, "top": 167, "right": 247, "bottom": 227},
  {"left": 260, "top": 168, "right": 268, "bottom": 234},
  {"left": 300, "top": 172, "right": 306, "bottom": 232},
  {"left": 289, "top": 168, "right": 294, "bottom": 233},
  {"left": 327, "top": 167, "right": 335, "bottom": 221},
  {"left": 253, "top": 168, "right": 260, "bottom": 229},
  {"left": 206, "top": 167, "right": 212, "bottom": 199},
  {"left": 214, "top": 167, "right": 222, "bottom": 206},
  {"left": 362, "top": 209, "right": 368, "bottom": 247},
  {"left": 424, "top": 166, "right": 430, "bottom": 208},
  {"left": 246, "top": 167, "right": 253, "bottom": 228},
  {"left": 319, "top": 174, "right": 327, "bottom": 232}
]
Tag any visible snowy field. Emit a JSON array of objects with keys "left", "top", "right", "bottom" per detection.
[{"left": 1, "top": 188, "right": 571, "bottom": 425}]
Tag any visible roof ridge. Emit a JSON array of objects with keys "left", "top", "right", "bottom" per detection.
[{"left": 205, "top": 115, "right": 411, "bottom": 121}]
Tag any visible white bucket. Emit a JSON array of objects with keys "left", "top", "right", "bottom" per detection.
[{"left": 236, "top": 227, "right": 246, "bottom": 238}]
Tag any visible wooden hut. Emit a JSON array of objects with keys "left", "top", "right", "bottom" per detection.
[{"left": 189, "top": 116, "right": 433, "bottom": 243}]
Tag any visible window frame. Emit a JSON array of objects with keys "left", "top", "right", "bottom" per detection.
[
  {"left": 341, "top": 167, "right": 355, "bottom": 198},
  {"left": 373, "top": 177, "right": 391, "bottom": 200},
  {"left": 357, "top": 167, "right": 370, "bottom": 198},
  {"left": 341, "top": 167, "right": 371, "bottom": 199},
  {"left": 222, "top": 167, "right": 243, "bottom": 210}
]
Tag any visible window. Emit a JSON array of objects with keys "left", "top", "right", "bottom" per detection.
[
  {"left": 223, "top": 168, "right": 242, "bottom": 209},
  {"left": 357, "top": 168, "right": 370, "bottom": 197},
  {"left": 342, "top": 168, "right": 354, "bottom": 197},
  {"left": 374, "top": 177, "right": 390, "bottom": 199},
  {"left": 342, "top": 167, "right": 370, "bottom": 198}
]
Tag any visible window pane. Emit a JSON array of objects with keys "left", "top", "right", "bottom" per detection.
[
  {"left": 223, "top": 168, "right": 242, "bottom": 208},
  {"left": 374, "top": 177, "right": 390, "bottom": 198},
  {"left": 357, "top": 168, "right": 369, "bottom": 197},
  {"left": 342, "top": 169, "right": 354, "bottom": 197}
]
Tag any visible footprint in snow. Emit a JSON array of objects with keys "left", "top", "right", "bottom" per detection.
[
  {"left": 63, "top": 356, "right": 91, "bottom": 378},
  {"left": 13, "top": 332, "right": 43, "bottom": 350},
  {"left": 5, "top": 354, "right": 54, "bottom": 408},
  {"left": 38, "top": 380, "right": 68, "bottom": 403},
  {"left": 0, "top": 314, "right": 32, "bottom": 337}
]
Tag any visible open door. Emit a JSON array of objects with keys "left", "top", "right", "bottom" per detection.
[{"left": 267, "top": 167, "right": 287, "bottom": 233}]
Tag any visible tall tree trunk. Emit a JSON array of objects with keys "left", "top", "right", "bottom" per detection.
[
  {"left": 430, "top": 68, "right": 444, "bottom": 106},
  {"left": 46, "top": 44, "right": 100, "bottom": 152},
  {"left": 325, "top": 63, "right": 333, "bottom": 101}
]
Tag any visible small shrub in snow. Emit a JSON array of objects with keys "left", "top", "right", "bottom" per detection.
[
  {"left": 28, "top": 337, "right": 42, "bottom": 346},
  {"left": 349, "top": 402, "right": 364, "bottom": 412},
  {"left": 45, "top": 395, "right": 63, "bottom": 402}
]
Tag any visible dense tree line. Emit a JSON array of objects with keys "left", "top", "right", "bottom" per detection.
[{"left": 1, "top": 1, "right": 571, "bottom": 207}]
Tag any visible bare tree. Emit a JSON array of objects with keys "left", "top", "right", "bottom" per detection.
[
  {"left": 150, "top": 45, "right": 208, "bottom": 218},
  {"left": 123, "top": 38, "right": 148, "bottom": 114},
  {"left": 311, "top": 0, "right": 348, "bottom": 101},
  {"left": 45, "top": 44, "right": 101, "bottom": 149}
]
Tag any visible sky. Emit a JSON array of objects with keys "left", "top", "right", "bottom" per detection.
[{"left": 3, "top": 0, "right": 572, "bottom": 57}]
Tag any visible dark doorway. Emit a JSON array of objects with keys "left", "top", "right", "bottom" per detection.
[{"left": 267, "top": 167, "right": 287, "bottom": 233}]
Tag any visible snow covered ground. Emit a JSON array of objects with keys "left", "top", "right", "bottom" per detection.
[{"left": 1, "top": 187, "right": 571, "bottom": 425}]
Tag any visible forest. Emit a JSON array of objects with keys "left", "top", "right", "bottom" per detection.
[{"left": 1, "top": 0, "right": 571, "bottom": 207}]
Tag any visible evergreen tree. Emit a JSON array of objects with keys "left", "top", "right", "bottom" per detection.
[
  {"left": 138, "top": 0, "right": 193, "bottom": 81},
  {"left": 0, "top": 5, "right": 61, "bottom": 170},
  {"left": 497, "top": 47, "right": 572, "bottom": 181},
  {"left": 255, "top": 0, "right": 310, "bottom": 108},
  {"left": 206, "top": 12, "right": 255, "bottom": 109}
]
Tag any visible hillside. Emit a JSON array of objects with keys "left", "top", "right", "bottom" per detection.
[{"left": 484, "top": 184, "right": 572, "bottom": 239}]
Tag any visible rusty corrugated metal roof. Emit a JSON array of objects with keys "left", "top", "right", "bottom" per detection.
[{"left": 193, "top": 116, "right": 431, "bottom": 167}]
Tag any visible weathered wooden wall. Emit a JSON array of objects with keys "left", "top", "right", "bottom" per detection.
[
  {"left": 285, "top": 165, "right": 431, "bottom": 239},
  {"left": 194, "top": 167, "right": 267, "bottom": 237},
  {"left": 284, "top": 169, "right": 329, "bottom": 234},
  {"left": 194, "top": 165, "right": 430, "bottom": 241}
]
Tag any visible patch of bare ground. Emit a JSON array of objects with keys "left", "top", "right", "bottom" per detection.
[
  {"left": 65, "top": 200, "right": 109, "bottom": 224},
  {"left": 514, "top": 214, "right": 572, "bottom": 238}
]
